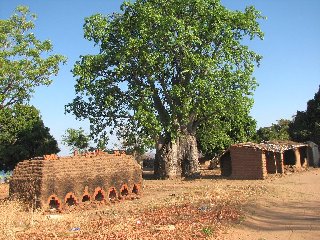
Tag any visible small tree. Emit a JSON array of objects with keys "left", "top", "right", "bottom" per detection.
[
  {"left": 62, "top": 128, "right": 90, "bottom": 153},
  {"left": 116, "top": 120, "right": 149, "bottom": 157},
  {"left": 95, "top": 134, "right": 109, "bottom": 151}
]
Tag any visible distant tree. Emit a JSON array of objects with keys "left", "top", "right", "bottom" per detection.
[
  {"left": 289, "top": 111, "right": 310, "bottom": 142},
  {"left": 290, "top": 86, "right": 320, "bottom": 145},
  {"left": 62, "top": 128, "right": 90, "bottom": 153},
  {"left": 120, "top": 133, "right": 147, "bottom": 158},
  {"left": 95, "top": 134, "right": 109, "bottom": 151},
  {"left": 0, "top": 105, "right": 59, "bottom": 170},
  {"left": 0, "top": 5, "right": 66, "bottom": 109},
  {"left": 66, "top": 0, "right": 264, "bottom": 178},
  {"left": 255, "top": 119, "right": 291, "bottom": 142}
]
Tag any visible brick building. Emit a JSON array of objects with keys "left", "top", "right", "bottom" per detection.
[{"left": 220, "top": 141, "right": 317, "bottom": 179}]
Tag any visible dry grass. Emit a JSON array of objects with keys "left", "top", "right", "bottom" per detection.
[
  {"left": 0, "top": 199, "right": 41, "bottom": 240},
  {"left": 0, "top": 170, "right": 267, "bottom": 240}
]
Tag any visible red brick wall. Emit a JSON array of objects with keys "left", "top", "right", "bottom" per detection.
[
  {"left": 9, "top": 159, "right": 44, "bottom": 206},
  {"left": 230, "top": 146, "right": 266, "bottom": 179}
]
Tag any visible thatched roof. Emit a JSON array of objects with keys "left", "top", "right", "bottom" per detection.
[{"left": 231, "top": 141, "right": 307, "bottom": 153}]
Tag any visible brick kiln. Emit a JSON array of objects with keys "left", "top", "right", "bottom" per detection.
[{"left": 9, "top": 151, "right": 142, "bottom": 210}]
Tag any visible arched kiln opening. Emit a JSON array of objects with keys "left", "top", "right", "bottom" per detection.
[
  {"left": 108, "top": 188, "right": 117, "bottom": 201},
  {"left": 48, "top": 195, "right": 61, "bottom": 210},
  {"left": 120, "top": 184, "right": 129, "bottom": 198},
  {"left": 82, "top": 194, "right": 90, "bottom": 202},
  {"left": 65, "top": 193, "right": 77, "bottom": 206},
  {"left": 132, "top": 184, "right": 139, "bottom": 195},
  {"left": 93, "top": 187, "right": 105, "bottom": 201}
]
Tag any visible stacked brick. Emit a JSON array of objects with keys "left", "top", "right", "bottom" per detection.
[{"left": 9, "top": 151, "right": 142, "bottom": 210}]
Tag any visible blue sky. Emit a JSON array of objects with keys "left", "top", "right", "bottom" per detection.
[{"left": 1, "top": 0, "right": 319, "bottom": 155}]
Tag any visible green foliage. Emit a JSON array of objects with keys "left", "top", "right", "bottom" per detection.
[
  {"left": 0, "top": 104, "right": 38, "bottom": 144},
  {"left": 66, "top": 0, "right": 263, "bottom": 154},
  {"left": 0, "top": 6, "right": 64, "bottom": 170},
  {"left": 95, "top": 134, "right": 109, "bottom": 150},
  {"left": 0, "top": 105, "right": 60, "bottom": 170},
  {"left": 62, "top": 128, "right": 90, "bottom": 152},
  {"left": 197, "top": 97, "right": 256, "bottom": 157},
  {"left": 289, "top": 111, "right": 310, "bottom": 142},
  {"left": 202, "top": 226, "right": 213, "bottom": 236},
  {"left": 255, "top": 119, "right": 291, "bottom": 143},
  {"left": 0, "top": 5, "right": 66, "bottom": 109},
  {"left": 255, "top": 86, "right": 320, "bottom": 145},
  {"left": 117, "top": 118, "right": 153, "bottom": 156},
  {"left": 290, "top": 86, "right": 320, "bottom": 145}
]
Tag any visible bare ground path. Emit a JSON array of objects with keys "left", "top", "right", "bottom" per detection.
[{"left": 225, "top": 169, "right": 320, "bottom": 240}]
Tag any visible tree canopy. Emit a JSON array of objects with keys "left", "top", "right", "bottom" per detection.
[
  {"left": 67, "top": 0, "right": 263, "bottom": 178},
  {"left": 255, "top": 119, "right": 291, "bottom": 143},
  {"left": 0, "top": 6, "right": 66, "bottom": 109},
  {"left": 0, "top": 105, "right": 59, "bottom": 171},
  {"left": 254, "top": 86, "right": 320, "bottom": 146},
  {"left": 290, "top": 86, "right": 320, "bottom": 145}
]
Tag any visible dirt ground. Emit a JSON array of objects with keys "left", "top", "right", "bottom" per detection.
[
  {"left": 224, "top": 168, "right": 320, "bottom": 240},
  {"left": 0, "top": 167, "right": 319, "bottom": 239}
]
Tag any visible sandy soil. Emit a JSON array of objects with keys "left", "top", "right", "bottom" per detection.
[
  {"left": 0, "top": 182, "right": 8, "bottom": 199},
  {"left": 0, "top": 168, "right": 319, "bottom": 239},
  {"left": 224, "top": 168, "right": 320, "bottom": 240}
]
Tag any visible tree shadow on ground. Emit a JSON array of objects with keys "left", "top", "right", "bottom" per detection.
[
  {"left": 142, "top": 168, "right": 228, "bottom": 181},
  {"left": 242, "top": 200, "right": 320, "bottom": 232},
  {"left": 142, "top": 169, "right": 157, "bottom": 180}
]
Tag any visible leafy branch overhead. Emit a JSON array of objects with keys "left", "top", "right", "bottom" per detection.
[{"left": 0, "top": 6, "right": 66, "bottom": 109}]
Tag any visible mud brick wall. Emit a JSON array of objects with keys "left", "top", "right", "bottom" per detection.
[
  {"left": 9, "top": 153, "right": 142, "bottom": 210},
  {"left": 230, "top": 146, "right": 266, "bottom": 180},
  {"left": 9, "top": 159, "right": 44, "bottom": 205}
]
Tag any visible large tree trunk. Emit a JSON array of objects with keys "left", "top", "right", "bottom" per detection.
[{"left": 154, "top": 134, "right": 200, "bottom": 179}]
